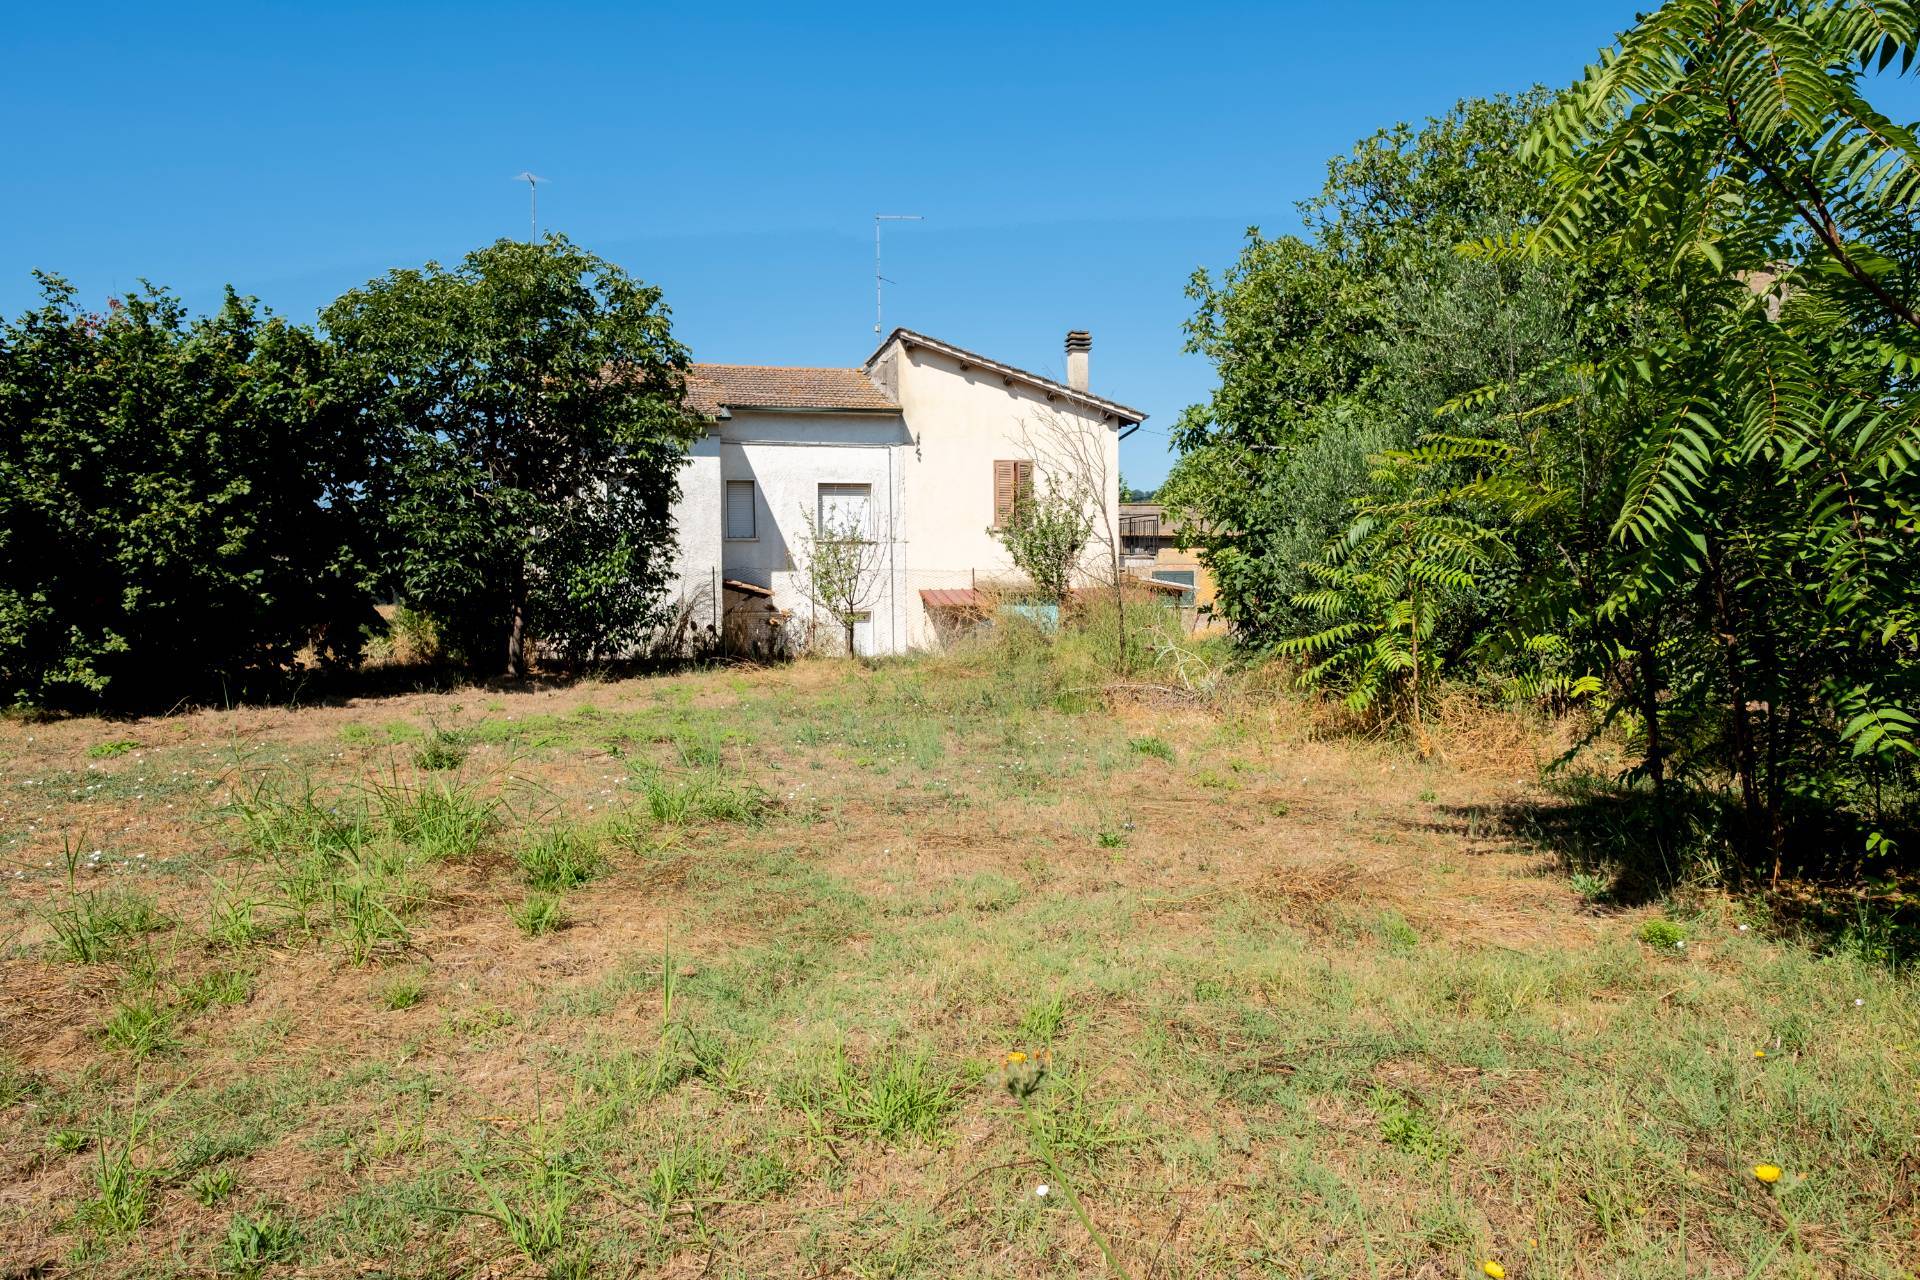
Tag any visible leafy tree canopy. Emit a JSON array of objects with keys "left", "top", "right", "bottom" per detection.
[
  {"left": 324, "top": 235, "right": 695, "bottom": 674},
  {"left": 0, "top": 276, "right": 374, "bottom": 708}
]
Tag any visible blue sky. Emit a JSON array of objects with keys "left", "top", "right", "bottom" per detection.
[{"left": 5, "top": 2, "right": 1653, "bottom": 486}]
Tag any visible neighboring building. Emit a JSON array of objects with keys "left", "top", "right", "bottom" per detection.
[
  {"left": 666, "top": 328, "right": 1147, "bottom": 656},
  {"left": 1119, "top": 501, "right": 1217, "bottom": 619}
]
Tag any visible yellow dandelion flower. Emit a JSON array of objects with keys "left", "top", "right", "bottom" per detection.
[
  {"left": 1004, "top": 1051, "right": 1027, "bottom": 1064},
  {"left": 1482, "top": 1261, "right": 1506, "bottom": 1279},
  {"left": 1753, "top": 1164, "right": 1783, "bottom": 1184},
  {"left": 1753, "top": 1049, "right": 1767, "bottom": 1059}
]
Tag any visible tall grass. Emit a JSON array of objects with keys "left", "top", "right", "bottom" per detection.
[{"left": 39, "top": 842, "right": 170, "bottom": 964}]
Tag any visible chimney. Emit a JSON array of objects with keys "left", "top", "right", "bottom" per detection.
[{"left": 1065, "top": 330, "right": 1091, "bottom": 392}]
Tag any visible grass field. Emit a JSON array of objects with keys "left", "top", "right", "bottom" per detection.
[{"left": 2, "top": 636, "right": 1916, "bottom": 1278}]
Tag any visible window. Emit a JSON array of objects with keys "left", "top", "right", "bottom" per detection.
[
  {"left": 1152, "top": 569, "right": 1197, "bottom": 607},
  {"left": 992, "top": 459, "right": 1034, "bottom": 528},
  {"left": 817, "top": 483, "right": 872, "bottom": 537},
  {"left": 725, "top": 480, "right": 756, "bottom": 540}
]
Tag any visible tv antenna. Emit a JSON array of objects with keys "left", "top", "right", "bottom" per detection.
[
  {"left": 514, "top": 172, "right": 547, "bottom": 242},
  {"left": 874, "top": 214, "right": 923, "bottom": 335}
]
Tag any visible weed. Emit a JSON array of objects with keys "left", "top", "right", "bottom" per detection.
[
  {"left": 640, "top": 1137, "right": 724, "bottom": 1216},
  {"left": 1128, "top": 735, "right": 1175, "bottom": 762},
  {"left": 0, "top": 1057, "right": 40, "bottom": 1108},
  {"left": 1095, "top": 829, "right": 1127, "bottom": 849},
  {"left": 382, "top": 972, "right": 427, "bottom": 1010},
  {"left": 412, "top": 729, "right": 469, "bottom": 772},
  {"left": 328, "top": 849, "right": 422, "bottom": 964},
  {"left": 190, "top": 1166, "right": 238, "bottom": 1206},
  {"left": 101, "top": 996, "right": 176, "bottom": 1058},
  {"left": 180, "top": 967, "right": 252, "bottom": 1011},
  {"left": 208, "top": 889, "right": 268, "bottom": 949},
  {"left": 50, "top": 1127, "right": 89, "bottom": 1154},
  {"left": 83, "top": 1097, "right": 169, "bottom": 1236},
  {"left": 87, "top": 740, "right": 138, "bottom": 759},
  {"left": 1370, "top": 1087, "right": 1457, "bottom": 1162},
  {"left": 516, "top": 826, "right": 606, "bottom": 891},
  {"left": 220, "top": 1209, "right": 301, "bottom": 1274},
  {"left": 737, "top": 1149, "right": 798, "bottom": 1200},
  {"left": 1637, "top": 918, "right": 1686, "bottom": 950},
  {"left": 1569, "top": 869, "right": 1613, "bottom": 904},
  {"left": 453, "top": 1141, "right": 580, "bottom": 1264},
  {"left": 822, "top": 1046, "right": 961, "bottom": 1146},
  {"left": 1024, "top": 1069, "right": 1135, "bottom": 1164},
  {"left": 41, "top": 854, "right": 169, "bottom": 963},
  {"left": 511, "top": 893, "right": 567, "bottom": 936},
  {"left": 1018, "top": 994, "right": 1069, "bottom": 1045},
  {"left": 1377, "top": 911, "right": 1420, "bottom": 952},
  {"left": 374, "top": 774, "right": 500, "bottom": 858},
  {"left": 629, "top": 762, "right": 770, "bottom": 827}
]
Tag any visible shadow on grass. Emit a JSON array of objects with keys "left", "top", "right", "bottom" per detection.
[{"left": 1446, "top": 771, "right": 1920, "bottom": 967}]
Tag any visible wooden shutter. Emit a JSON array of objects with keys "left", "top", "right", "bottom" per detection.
[{"left": 993, "top": 460, "right": 1017, "bottom": 528}]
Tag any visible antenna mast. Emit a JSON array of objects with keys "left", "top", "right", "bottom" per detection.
[
  {"left": 515, "top": 172, "right": 547, "bottom": 242},
  {"left": 873, "top": 214, "right": 923, "bottom": 335}
]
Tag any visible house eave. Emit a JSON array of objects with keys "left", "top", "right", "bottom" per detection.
[{"left": 863, "top": 327, "right": 1148, "bottom": 426}]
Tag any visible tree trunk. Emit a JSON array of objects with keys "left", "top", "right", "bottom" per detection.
[
  {"left": 1704, "top": 537, "right": 1766, "bottom": 876},
  {"left": 505, "top": 580, "right": 529, "bottom": 678},
  {"left": 1635, "top": 630, "right": 1671, "bottom": 864}
]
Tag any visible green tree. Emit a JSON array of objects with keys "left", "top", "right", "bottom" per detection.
[
  {"left": 796, "top": 506, "right": 886, "bottom": 657},
  {"left": 1165, "top": 93, "right": 1562, "bottom": 643},
  {"left": 0, "top": 276, "right": 374, "bottom": 709},
  {"left": 993, "top": 472, "right": 1093, "bottom": 610},
  {"left": 1510, "top": 0, "right": 1920, "bottom": 873},
  {"left": 325, "top": 236, "right": 693, "bottom": 675}
]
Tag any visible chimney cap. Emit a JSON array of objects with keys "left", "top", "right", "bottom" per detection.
[{"left": 1065, "top": 330, "right": 1091, "bottom": 351}]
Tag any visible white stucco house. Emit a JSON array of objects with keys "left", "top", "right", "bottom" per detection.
[{"left": 667, "top": 328, "right": 1148, "bottom": 656}]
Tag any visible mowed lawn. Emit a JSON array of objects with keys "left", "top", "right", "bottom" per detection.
[{"left": 1, "top": 645, "right": 1915, "bottom": 1278}]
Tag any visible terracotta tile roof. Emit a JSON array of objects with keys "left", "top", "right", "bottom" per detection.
[{"left": 685, "top": 364, "right": 897, "bottom": 417}]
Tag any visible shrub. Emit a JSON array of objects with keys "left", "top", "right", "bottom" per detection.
[{"left": 1637, "top": 918, "right": 1686, "bottom": 950}]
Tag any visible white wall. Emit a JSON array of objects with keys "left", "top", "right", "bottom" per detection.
[
  {"left": 890, "top": 343, "right": 1123, "bottom": 648},
  {"left": 666, "top": 430, "right": 724, "bottom": 636},
  {"left": 717, "top": 409, "right": 912, "bottom": 655}
]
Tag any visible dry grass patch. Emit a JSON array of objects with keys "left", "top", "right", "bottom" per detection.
[{"left": 0, "top": 647, "right": 1915, "bottom": 1278}]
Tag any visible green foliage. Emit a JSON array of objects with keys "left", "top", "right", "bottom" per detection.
[
  {"left": 1126, "top": 735, "right": 1175, "bottom": 762},
  {"left": 991, "top": 471, "right": 1094, "bottom": 607},
  {"left": 324, "top": 235, "right": 695, "bottom": 674},
  {"left": 1178, "top": 13, "right": 1920, "bottom": 875},
  {"left": 101, "top": 996, "right": 177, "bottom": 1058},
  {"left": 189, "top": 1167, "right": 238, "bottom": 1207},
  {"left": 411, "top": 729, "right": 468, "bottom": 772},
  {"left": 0, "top": 277, "right": 376, "bottom": 709},
  {"left": 219, "top": 1210, "right": 301, "bottom": 1274},
  {"left": 515, "top": 826, "right": 606, "bottom": 891},
  {"left": 1280, "top": 451, "right": 1506, "bottom": 731},
  {"left": 509, "top": 893, "right": 566, "bottom": 937},
  {"left": 1636, "top": 919, "right": 1688, "bottom": 953},
  {"left": 1166, "top": 94, "right": 1556, "bottom": 641},
  {"left": 795, "top": 504, "right": 886, "bottom": 657}
]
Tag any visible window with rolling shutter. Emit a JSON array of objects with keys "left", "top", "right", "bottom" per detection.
[
  {"left": 992, "top": 459, "right": 1034, "bottom": 528},
  {"left": 725, "top": 480, "right": 756, "bottom": 540}
]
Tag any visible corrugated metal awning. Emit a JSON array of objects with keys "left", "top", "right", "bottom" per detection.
[{"left": 920, "top": 588, "right": 984, "bottom": 611}]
